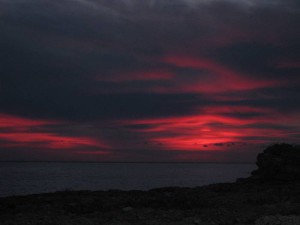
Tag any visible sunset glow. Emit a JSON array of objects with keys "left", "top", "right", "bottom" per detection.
[{"left": 0, "top": 0, "right": 299, "bottom": 162}]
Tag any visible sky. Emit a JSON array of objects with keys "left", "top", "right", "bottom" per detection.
[{"left": 0, "top": 0, "right": 299, "bottom": 162}]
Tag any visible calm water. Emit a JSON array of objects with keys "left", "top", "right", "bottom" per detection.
[{"left": 0, "top": 162, "right": 256, "bottom": 197}]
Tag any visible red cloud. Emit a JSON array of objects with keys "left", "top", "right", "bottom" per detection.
[
  {"left": 0, "top": 113, "right": 56, "bottom": 128},
  {"left": 0, "top": 114, "right": 108, "bottom": 150},
  {"left": 0, "top": 132, "right": 106, "bottom": 149},
  {"left": 121, "top": 103, "right": 299, "bottom": 151},
  {"left": 123, "top": 115, "right": 246, "bottom": 151},
  {"left": 162, "top": 55, "right": 280, "bottom": 93}
]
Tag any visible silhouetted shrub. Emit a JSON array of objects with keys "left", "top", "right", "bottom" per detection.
[{"left": 252, "top": 143, "right": 300, "bottom": 180}]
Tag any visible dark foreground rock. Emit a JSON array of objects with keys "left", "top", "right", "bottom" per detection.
[{"left": 0, "top": 144, "right": 299, "bottom": 225}]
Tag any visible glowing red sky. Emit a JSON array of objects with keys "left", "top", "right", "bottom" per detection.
[{"left": 0, "top": 0, "right": 299, "bottom": 162}]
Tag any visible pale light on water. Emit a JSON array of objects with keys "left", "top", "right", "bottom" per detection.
[{"left": 0, "top": 162, "right": 256, "bottom": 197}]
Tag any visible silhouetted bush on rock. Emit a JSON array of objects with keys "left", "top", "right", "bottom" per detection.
[{"left": 251, "top": 143, "right": 300, "bottom": 180}]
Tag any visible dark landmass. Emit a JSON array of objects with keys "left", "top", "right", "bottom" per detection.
[{"left": 0, "top": 144, "right": 300, "bottom": 225}]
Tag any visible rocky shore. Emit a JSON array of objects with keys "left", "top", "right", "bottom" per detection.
[{"left": 0, "top": 144, "right": 299, "bottom": 225}]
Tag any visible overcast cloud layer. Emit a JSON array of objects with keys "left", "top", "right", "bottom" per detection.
[{"left": 0, "top": 0, "right": 299, "bottom": 162}]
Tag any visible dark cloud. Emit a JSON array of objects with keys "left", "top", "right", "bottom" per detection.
[
  {"left": 0, "top": 91, "right": 205, "bottom": 121},
  {"left": 212, "top": 42, "right": 300, "bottom": 79},
  {"left": 213, "top": 143, "right": 224, "bottom": 147}
]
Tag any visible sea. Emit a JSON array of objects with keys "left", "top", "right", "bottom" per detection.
[{"left": 0, "top": 162, "right": 256, "bottom": 197}]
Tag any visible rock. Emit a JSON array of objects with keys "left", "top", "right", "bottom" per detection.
[
  {"left": 122, "top": 206, "right": 133, "bottom": 212},
  {"left": 193, "top": 219, "right": 201, "bottom": 224},
  {"left": 255, "top": 215, "right": 300, "bottom": 225},
  {"left": 255, "top": 216, "right": 280, "bottom": 225},
  {"left": 251, "top": 143, "right": 300, "bottom": 180}
]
